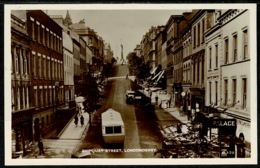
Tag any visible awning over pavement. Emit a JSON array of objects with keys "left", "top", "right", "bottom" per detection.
[
  {"left": 149, "top": 87, "right": 163, "bottom": 92},
  {"left": 152, "top": 70, "right": 163, "bottom": 80},
  {"left": 155, "top": 70, "right": 165, "bottom": 83}
]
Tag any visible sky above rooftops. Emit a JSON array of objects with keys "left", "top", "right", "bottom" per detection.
[{"left": 47, "top": 9, "right": 188, "bottom": 60}]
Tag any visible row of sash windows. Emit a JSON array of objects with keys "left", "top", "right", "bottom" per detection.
[
  {"left": 30, "top": 17, "right": 62, "bottom": 53},
  {"left": 32, "top": 52, "right": 63, "bottom": 80}
]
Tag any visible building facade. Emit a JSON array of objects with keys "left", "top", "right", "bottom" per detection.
[
  {"left": 104, "top": 43, "right": 113, "bottom": 64},
  {"left": 205, "top": 10, "right": 222, "bottom": 108},
  {"left": 164, "top": 15, "right": 183, "bottom": 105},
  {"left": 134, "top": 44, "right": 141, "bottom": 58},
  {"left": 71, "top": 33, "right": 81, "bottom": 95},
  {"left": 131, "top": 8, "right": 252, "bottom": 158},
  {"left": 189, "top": 10, "right": 215, "bottom": 112},
  {"left": 63, "top": 29, "right": 74, "bottom": 105},
  {"left": 218, "top": 9, "right": 251, "bottom": 157},
  {"left": 26, "top": 10, "right": 64, "bottom": 141},
  {"left": 51, "top": 14, "right": 75, "bottom": 106},
  {"left": 11, "top": 10, "right": 33, "bottom": 155},
  {"left": 172, "top": 15, "right": 186, "bottom": 108},
  {"left": 69, "top": 20, "right": 103, "bottom": 73}
]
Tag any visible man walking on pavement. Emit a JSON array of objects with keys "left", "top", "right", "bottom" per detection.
[
  {"left": 80, "top": 115, "right": 84, "bottom": 127},
  {"left": 74, "top": 114, "right": 79, "bottom": 127},
  {"left": 38, "top": 138, "right": 44, "bottom": 155}
]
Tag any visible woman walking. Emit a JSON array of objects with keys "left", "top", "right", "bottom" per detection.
[
  {"left": 74, "top": 115, "right": 78, "bottom": 127},
  {"left": 80, "top": 115, "right": 84, "bottom": 127}
]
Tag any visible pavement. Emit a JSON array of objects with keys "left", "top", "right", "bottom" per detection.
[
  {"left": 137, "top": 80, "right": 190, "bottom": 138},
  {"left": 22, "top": 110, "right": 91, "bottom": 159},
  {"left": 138, "top": 86, "right": 189, "bottom": 124},
  {"left": 59, "top": 111, "right": 90, "bottom": 140}
]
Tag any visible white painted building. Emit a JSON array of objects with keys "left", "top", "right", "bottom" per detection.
[
  {"left": 63, "top": 29, "right": 74, "bottom": 105},
  {"left": 205, "top": 10, "right": 222, "bottom": 107},
  {"left": 218, "top": 9, "right": 251, "bottom": 157}
]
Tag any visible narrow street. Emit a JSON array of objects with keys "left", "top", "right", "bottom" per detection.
[{"left": 79, "top": 64, "right": 163, "bottom": 158}]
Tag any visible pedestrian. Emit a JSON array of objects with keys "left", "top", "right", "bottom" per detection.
[
  {"left": 38, "top": 138, "right": 44, "bottom": 155},
  {"left": 176, "top": 123, "right": 182, "bottom": 133},
  {"left": 187, "top": 109, "right": 191, "bottom": 121},
  {"left": 155, "top": 95, "right": 159, "bottom": 104},
  {"left": 80, "top": 115, "right": 84, "bottom": 127},
  {"left": 180, "top": 105, "right": 183, "bottom": 116},
  {"left": 168, "top": 96, "right": 172, "bottom": 108},
  {"left": 166, "top": 100, "right": 170, "bottom": 108},
  {"left": 74, "top": 115, "right": 78, "bottom": 127},
  {"left": 198, "top": 123, "right": 204, "bottom": 141}
]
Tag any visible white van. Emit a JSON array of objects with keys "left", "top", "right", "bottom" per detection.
[{"left": 101, "top": 108, "right": 125, "bottom": 144}]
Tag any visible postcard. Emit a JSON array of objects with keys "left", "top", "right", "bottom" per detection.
[{"left": 4, "top": 3, "right": 257, "bottom": 166}]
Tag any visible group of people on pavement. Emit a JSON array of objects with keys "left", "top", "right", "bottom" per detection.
[
  {"left": 74, "top": 113, "right": 84, "bottom": 127},
  {"left": 74, "top": 106, "right": 85, "bottom": 127}
]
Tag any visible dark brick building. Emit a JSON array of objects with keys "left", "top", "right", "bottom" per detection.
[{"left": 26, "top": 10, "right": 64, "bottom": 141}]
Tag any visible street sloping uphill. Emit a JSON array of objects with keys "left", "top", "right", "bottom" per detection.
[{"left": 79, "top": 64, "right": 163, "bottom": 158}]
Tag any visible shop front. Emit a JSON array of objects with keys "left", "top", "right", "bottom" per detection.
[
  {"left": 223, "top": 111, "right": 251, "bottom": 158},
  {"left": 173, "top": 82, "right": 182, "bottom": 108},
  {"left": 180, "top": 84, "right": 191, "bottom": 117},
  {"left": 197, "top": 111, "right": 237, "bottom": 158},
  {"left": 12, "top": 108, "right": 34, "bottom": 157},
  {"left": 189, "top": 87, "right": 205, "bottom": 120}
]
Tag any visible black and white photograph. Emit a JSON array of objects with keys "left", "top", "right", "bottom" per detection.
[{"left": 4, "top": 3, "right": 257, "bottom": 166}]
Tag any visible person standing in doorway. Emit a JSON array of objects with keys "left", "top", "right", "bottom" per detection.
[{"left": 38, "top": 139, "right": 44, "bottom": 155}]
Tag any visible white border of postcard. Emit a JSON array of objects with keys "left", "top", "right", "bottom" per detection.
[{"left": 4, "top": 3, "right": 257, "bottom": 165}]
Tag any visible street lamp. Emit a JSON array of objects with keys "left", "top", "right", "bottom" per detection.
[
  {"left": 195, "top": 103, "right": 200, "bottom": 121},
  {"left": 181, "top": 91, "right": 186, "bottom": 114}
]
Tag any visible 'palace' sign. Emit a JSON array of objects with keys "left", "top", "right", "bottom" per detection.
[{"left": 212, "top": 119, "right": 236, "bottom": 127}]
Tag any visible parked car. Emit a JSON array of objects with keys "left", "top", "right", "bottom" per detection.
[{"left": 126, "top": 90, "right": 135, "bottom": 103}]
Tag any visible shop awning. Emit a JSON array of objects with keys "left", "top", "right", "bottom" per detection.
[
  {"left": 155, "top": 70, "right": 165, "bottom": 83},
  {"left": 152, "top": 70, "right": 163, "bottom": 80}
]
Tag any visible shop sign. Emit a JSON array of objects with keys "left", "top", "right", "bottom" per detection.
[
  {"left": 12, "top": 115, "right": 31, "bottom": 125},
  {"left": 212, "top": 119, "right": 236, "bottom": 127}
]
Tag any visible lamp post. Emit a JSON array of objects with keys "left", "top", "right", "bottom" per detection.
[
  {"left": 181, "top": 91, "right": 186, "bottom": 114},
  {"left": 195, "top": 103, "right": 200, "bottom": 121}
]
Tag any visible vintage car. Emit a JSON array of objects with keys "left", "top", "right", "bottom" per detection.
[{"left": 126, "top": 90, "right": 135, "bottom": 103}]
